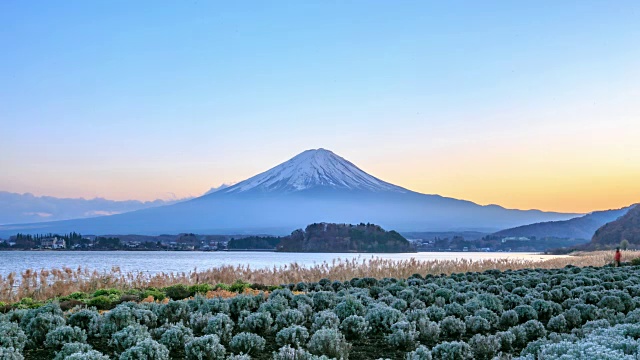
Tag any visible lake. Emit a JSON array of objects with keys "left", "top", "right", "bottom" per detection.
[{"left": 0, "top": 251, "right": 568, "bottom": 277}]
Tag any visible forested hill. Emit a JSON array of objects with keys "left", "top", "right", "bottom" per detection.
[
  {"left": 591, "top": 205, "right": 640, "bottom": 247},
  {"left": 276, "top": 223, "right": 414, "bottom": 253},
  {"left": 492, "top": 205, "right": 633, "bottom": 240}
]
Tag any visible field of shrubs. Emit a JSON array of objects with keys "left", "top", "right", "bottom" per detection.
[{"left": 2, "top": 264, "right": 640, "bottom": 359}]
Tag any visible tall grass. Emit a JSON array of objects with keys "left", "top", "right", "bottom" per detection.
[{"left": 0, "top": 251, "right": 636, "bottom": 303}]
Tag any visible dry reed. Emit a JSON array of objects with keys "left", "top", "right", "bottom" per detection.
[{"left": 1, "top": 251, "right": 637, "bottom": 303}]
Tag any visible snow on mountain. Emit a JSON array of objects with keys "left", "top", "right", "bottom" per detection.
[{"left": 221, "top": 148, "right": 407, "bottom": 194}]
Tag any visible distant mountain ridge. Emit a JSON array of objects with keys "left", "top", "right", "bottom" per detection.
[
  {"left": 591, "top": 205, "right": 640, "bottom": 246},
  {"left": 0, "top": 149, "right": 579, "bottom": 237},
  {"left": 0, "top": 191, "right": 189, "bottom": 225},
  {"left": 492, "top": 205, "right": 635, "bottom": 240}
]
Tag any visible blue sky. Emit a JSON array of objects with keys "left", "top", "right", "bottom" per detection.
[{"left": 1, "top": 1, "right": 639, "bottom": 212}]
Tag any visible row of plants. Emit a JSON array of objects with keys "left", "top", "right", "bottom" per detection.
[
  {"left": 0, "top": 280, "right": 280, "bottom": 312},
  {"left": 2, "top": 265, "right": 640, "bottom": 359}
]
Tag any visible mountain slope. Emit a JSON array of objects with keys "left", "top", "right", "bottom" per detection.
[
  {"left": 0, "top": 149, "right": 579, "bottom": 237},
  {"left": 591, "top": 205, "right": 640, "bottom": 246},
  {"left": 492, "top": 206, "right": 634, "bottom": 240},
  {"left": 220, "top": 148, "right": 407, "bottom": 194}
]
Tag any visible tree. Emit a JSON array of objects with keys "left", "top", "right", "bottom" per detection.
[{"left": 621, "top": 239, "right": 630, "bottom": 250}]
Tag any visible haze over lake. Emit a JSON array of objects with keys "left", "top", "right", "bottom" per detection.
[{"left": 0, "top": 251, "right": 568, "bottom": 277}]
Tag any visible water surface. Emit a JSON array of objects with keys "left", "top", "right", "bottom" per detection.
[{"left": 0, "top": 251, "right": 568, "bottom": 276}]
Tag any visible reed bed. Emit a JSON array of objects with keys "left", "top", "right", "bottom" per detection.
[{"left": 1, "top": 251, "right": 637, "bottom": 303}]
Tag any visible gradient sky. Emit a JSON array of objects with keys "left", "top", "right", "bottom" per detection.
[{"left": 1, "top": 1, "right": 639, "bottom": 213}]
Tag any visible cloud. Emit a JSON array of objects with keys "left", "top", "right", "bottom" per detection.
[
  {"left": 84, "top": 210, "right": 122, "bottom": 217},
  {"left": 23, "top": 212, "right": 53, "bottom": 218}
]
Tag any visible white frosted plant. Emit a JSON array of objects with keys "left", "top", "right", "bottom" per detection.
[
  {"left": 0, "top": 322, "right": 28, "bottom": 351},
  {"left": 307, "top": 328, "right": 351, "bottom": 359},
  {"left": 310, "top": 310, "right": 340, "bottom": 333},
  {"left": 44, "top": 325, "right": 87, "bottom": 349},
  {"left": 339, "top": 315, "right": 370, "bottom": 340},
  {"left": 53, "top": 342, "right": 93, "bottom": 360},
  {"left": 276, "top": 325, "right": 310, "bottom": 348},
  {"left": 240, "top": 311, "right": 274, "bottom": 336},
  {"left": 385, "top": 321, "right": 419, "bottom": 350},
  {"left": 119, "top": 339, "right": 169, "bottom": 360},
  {"left": 64, "top": 350, "right": 110, "bottom": 360},
  {"left": 229, "top": 332, "right": 266, "bottom": 357},
  {"left": 405, "top": 345, "right": 432, "bottom": 360},
  {"left": 110, "top": 324, "right": 151, "bottom": 353},
  {"left": 275, "top": 309, "right": 306, "bottom": 330},
  {"left": 203, "top": 313, "right": 235, "bottom": 343},
  {"left": 0, "top": 347, "right": 24, "bottom": 360},
  {"left": 158, "top": 323, "right": 194, "bottom": 353},
  {"left": 184, "top": 334, "right": 226, "bottom": 360},
  {"left": 26, "top": 313, "right": 66, "bottom": 346}
]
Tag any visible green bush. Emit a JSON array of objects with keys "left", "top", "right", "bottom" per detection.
[
  {"left": 163, "top": 284, "right": 191, "bottom": 300},
  {"left": 85, "top": 296, "right": 113, "bottom": 310}
]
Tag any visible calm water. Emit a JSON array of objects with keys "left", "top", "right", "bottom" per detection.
[{"left": 0, "top": 251, "right": 567, "bottom": 276}]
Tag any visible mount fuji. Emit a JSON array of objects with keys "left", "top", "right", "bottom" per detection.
[{"left": 0, "top": 149, "right": 578, "bottom": 237}]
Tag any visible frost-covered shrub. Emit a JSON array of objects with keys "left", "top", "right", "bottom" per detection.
[
  {"left": 229, "top": 332, "right": 266, "bottom": 356},
  {"left": 439, "top": 316, "right": 466, "bottom": 340},
  {"left": 227, "top": 355, "right": 251, "bottom": 360},
  {"left": 431, "top": 341, "right": 473, "bottom": 360},
  {"left": 296, "top": 304, "right": 314, "bottom": 321},
  {"left": 44, "top": 325, "right": 87, "bottom": 349},
  {"left": 514, "top": 305, "right": 538, "bottom": 323},
  {"left": 311, "top": 310, "right": 340, "bottom": 333},
  {"left": 184, "top": 334, "right": 226, "bottom": 360},
  {"left": 158, "top": 323, "right": 194, "bottom": 353},
  {"left": 444, "top": 303, "right": 467, "bottom": 319},
  {"left": 334, "top": 298, "right": 366, "bottom": 320},
  {"left": 110, "top": 324, "right": 151, "bottom": 352},
  {"left": 100, "top": 305, "right": 136, "bottom": 336},
  {"left": 425, "top": 306, "right": 446, "bottom": 322},
  {"left": 26, "top": 313, "right": 66, "bottom": 345},
  {"left": 340, "top": 315, "right": 369, "bottom": 340},
  {"left": 275, "top": 309, "right": 306, "bottom": 329},
  {"left": 272, "top": 345, "right": 317, "bottom": 360},
  {"left": 563, "top": 308, "right": 582, "bottom": 329},
  {"left": 547, "top": 314, "right": 568, "bottom": 333},
  {"left": 63, "top": 350, "right": 110, "bottom": 360},
  {"left": 259, "top": 297, "right": 289, "bottom": 319},
  {"left": 307, "top": 328, "right": 351, "bottom": 359},
  {"left": 20, "top": 302, "right": 63, "bottom": 329},
  {"left": 464, "top": 316, "right": 491, "bottom": 335},
  {"left": 158, "top": 300, "right": 191, "bottom": 324},
  {"left": 468, "top": 334, "right": 500, "bottom": 360},
  {"left": 229, "top": 295, "right": 262, "bottom": 319},
  {"left": 312, "top": 292, "right": 337, "bottom": 311},
  {"left": 189, "top": 312, "right": 212, "bottom": 335},
  {"left": 53, "top": 342, "right": 94, "bottom": 360},
  {"left": 496, "top": 330, "right": 516, "bottom": 353},
  {"left": 0, "top": 322, "right": 27, "bottom": 351},
  {"left": 0, "top": 347, "right": 23, "bottom": 360},
  {"left": 240, "top": 311, "right": 274, "bottom": 335},
  {"left": 119, "top": 339, "right": 169, "bottom": 360},
  {"left": 391, "top": 299, "right": 408, "bottom": 311},
  {"left": 474, "top": 308, "right": 499, "bottom": 327},
  {"left": 276, "top": 325, "right": 310, "bottom": 348},
  {"left": 201, "top": 313, "right": 234, "bottom": 345},
  {"left": 366, "top": 305, "right": 403, "bottom": 334},
  {"left": 133, "top": 308, "right": 159, "bottom": 329},
  {"left": 531, "top": 300, "right": 556, "bottom": 322},
  {"left": 385, "top": 321, "right": 419, "bottom": 350},
  {"left": 414, "top": 318, "right": 440, "bottom": 346},
  {"left": 598, "top": 296, "right": 626, "bottom": 312},
  {"left": 405, "top": 345, "right": 432, "bottom": 360},
  {"left": 67, "top": 309, "right": 100, "bottom": 336}
]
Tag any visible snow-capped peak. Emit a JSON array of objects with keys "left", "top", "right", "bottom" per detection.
[{"left": 220, "top": 148, "right": 408, "bottom": 194}]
